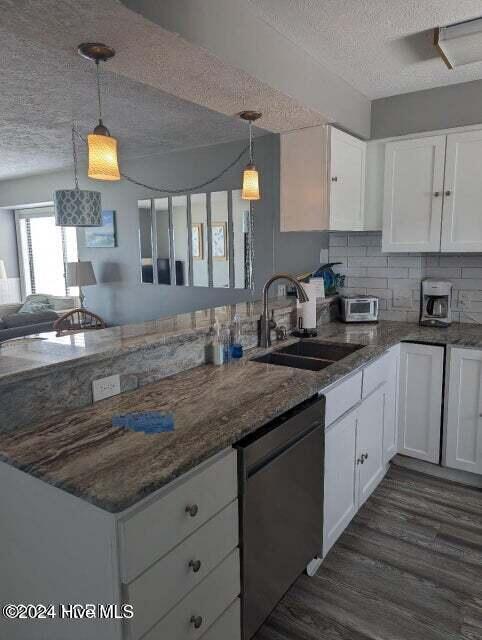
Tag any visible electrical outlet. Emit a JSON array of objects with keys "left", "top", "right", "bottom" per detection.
[
  {"left": 278, "top": 284, "right": 287, "bottom": 297},
  {"left": 92, "top": 374, "right": 121, "bottom": 402}
]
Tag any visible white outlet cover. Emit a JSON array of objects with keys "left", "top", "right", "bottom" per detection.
[{"left": 92, "top": 374, "right": 121, "bottom": 402}]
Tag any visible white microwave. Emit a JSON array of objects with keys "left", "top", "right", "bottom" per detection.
[{"left": 340, "top": 295, "right": 379, "bottom": 323}]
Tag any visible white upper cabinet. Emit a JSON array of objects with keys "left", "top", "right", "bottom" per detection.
[
  {"left": 382, "top": 136, "right": 446, "bottom": 253},
  {"left": 444, "top": 347, "right": 482, "bottom": 475},
  {"left": 441, "top": 130, "right": 482, "bottom": 252},
  {"left": 280, "top": 125, "right": 367, "bottom": 232},
  {"left": 329, "top": 127, "right": 366, "bottom": 231}
]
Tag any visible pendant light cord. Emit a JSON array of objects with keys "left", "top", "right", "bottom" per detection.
[
  {"left": 73, "top": 128, "right": 250, "bottom": 194},
  {"left": 248, "top": 121, "right": 253, "bottom": 163},
  {"left": 95, "top": 61, "right": 103, "bottom": 123},
  {"left": 72, "top": 124, "right": 80, "bottom": 190}
]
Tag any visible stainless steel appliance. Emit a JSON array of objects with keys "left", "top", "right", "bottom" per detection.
[
  {"left": 340, "top": 295, "right": 379, "bottom": 323},
  {"left": 420, "top": 279, "right": 452, "bottom": 327},
  {"left": 236, "top": 396, "right": 324, "bottom": 640}
]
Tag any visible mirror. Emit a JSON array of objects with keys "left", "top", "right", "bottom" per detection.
[
  {"left": 139, "top": 199, "right": 154, "bottom": 284},
  {"left": 138, "top": 189, "right": 252, "bottom": 289}
]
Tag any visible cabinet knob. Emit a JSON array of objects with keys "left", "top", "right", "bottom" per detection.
[
  {"left": 189, "top": 559, "right": 202, "bottom": 573},
  {"left": 362, "top": 452, "right": 369, "bottom": 461},
  {"left": 190, "top": 615, "right": 203, "bottom": 629},
  {"left": 185, "top": 504, "right": 199, "bottom": 517},
  {"left": 331, "top": 176, "right": 338, "bottom": 182},
  {"left": 357, "top": 457, "right": 363, "bottom": 465},
  {"left": 433, "top": 191, "right": 440, "bottom": 197},
  {"left": 445, "top": 190, "right": 452, "bottom": 196}
]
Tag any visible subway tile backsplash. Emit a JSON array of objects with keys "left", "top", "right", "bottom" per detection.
[{"left": 328, "top": 232, "right": 482, "bottom": 323}]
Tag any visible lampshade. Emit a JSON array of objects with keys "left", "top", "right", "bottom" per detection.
[
  {"left": 54, "top": 189, "right": 102, "bottom": 227},
  {"left": 0, "top": 260, "right": 7, "bottom": 280},
  {"left": 88, "top": 133, "right": 120, "bottom": 181},
  {"left": 65, "top": 261, "right": 97, "bottom": 287},
  {"left": 242, "top": 164, "right": 260, "bottom": 200}
]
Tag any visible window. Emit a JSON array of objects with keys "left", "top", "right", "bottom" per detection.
[{"left": 15, "top": 206, "right": 78, "bottom": 298}]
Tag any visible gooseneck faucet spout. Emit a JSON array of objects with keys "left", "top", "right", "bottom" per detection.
[{"left": 258, "top": 273, "right": 309, "bottom": 348}]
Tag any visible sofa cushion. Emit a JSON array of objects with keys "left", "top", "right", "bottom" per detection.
[
  {"left": 47, "top": 295, "right": 76, "bottom": 311},
  {"left": 2, "top": 311, "right": 58, "bottom": 329},
  {"left": 19, "top": 301, "right": 53, "bottom": 314}
]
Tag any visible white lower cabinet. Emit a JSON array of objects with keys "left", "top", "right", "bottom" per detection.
[
  {"left": 357, "top": 385, "right": 385, "bottom": 507},
  {"left": 323, "top": 409, "right": 358, "bottom": 554},
  {"left": 444, "top": 347, "right": 482, "bottom": 474},
  {"left": 323, "top": 348, "right": 400, "bottom": 557},
  {"left": 398, "top": 343, "right": 444, "bottom": 463}
]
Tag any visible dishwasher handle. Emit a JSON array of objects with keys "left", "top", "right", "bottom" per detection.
[{"left": 236, "top": 395, "right": 325, "bottom": 476}]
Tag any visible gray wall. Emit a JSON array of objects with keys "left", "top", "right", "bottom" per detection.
[
  {"left": 371, "top": 78, "right": 482, "bottom": 139},
  {"left": 0, "top": 210, "right": 19, "bottom": 277},
  {"left": 0, "top": 134, "right": 327, "bottom": 325}
]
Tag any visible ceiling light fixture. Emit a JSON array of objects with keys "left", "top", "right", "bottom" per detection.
[
  {"left": 53, "top": 125, "right": 102, "bottom": 227},
  {"left": 240, "top": 111, "right": 262, "bottom": 201},
  {"left": 78, "top": 43, "right": 120, "bottom": 181},
  {"left": 435, "top": 18, "right": 482, "bottom": 69}
]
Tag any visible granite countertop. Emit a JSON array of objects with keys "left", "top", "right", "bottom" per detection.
[
  {"left": 2, "top": 319, "right": 482, "bottom": 514},
  {"left": 0, "top": 297, "right": 333, "bottom": 386}
]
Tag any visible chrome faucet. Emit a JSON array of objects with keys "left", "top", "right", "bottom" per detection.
[{"left": 259, "top": 273, "right": 309, "bottom": 348}]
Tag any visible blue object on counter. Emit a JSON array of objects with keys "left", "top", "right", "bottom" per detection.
[
  {"left": 112, "top": 411, "right": 174, "bottom": 434},
  {"left": 230, "top": 343, "right": 243, "bottom": 358}
]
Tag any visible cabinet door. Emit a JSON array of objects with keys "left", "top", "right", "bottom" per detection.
[
  {"left": 330, "top": 127, "right": 366, "bottom": 231},
  {"left": 280, "top": 125, "right": 329, "bottom": 232},
  {"left": 398, "top": 343, "right": 444, "bottom": 463},
  {"left": 382, "top": 346, "right": 400, "bottom": 464},
  {"left": 323, "top": 410, "right": 357, "bottom": 556},
  {"left": 382, "top": 136, "right": 446, "bottom": 252},
  {"left": 357, "top": 385, "right": 385, "bottom": 507},
  {"left": 444, "top": 348, "right": 482, "bottom": 474},
  {"left": 441, "top": 130, "right": 482, "bottom": 252}
]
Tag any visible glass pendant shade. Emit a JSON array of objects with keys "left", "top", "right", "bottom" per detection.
[
  {"left": 87, "top": 133, "right": 120, "bottom": 181},
  {"left": 242, "top": 163, "right": 260, "bottom": 200},
  {"left": 54, "top": 189, "right": 102, "bottom": 227}
]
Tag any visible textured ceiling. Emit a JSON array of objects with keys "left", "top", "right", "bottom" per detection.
[
  {"left": 248, "top": 0, "right": 482, "bottom": 99},
  {"left": 0, "top": 0, "right": 325, "bottom": 181}
]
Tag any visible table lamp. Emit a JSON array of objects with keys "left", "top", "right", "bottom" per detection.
[{"left": 65, "top": 261, "right": 96, "bottom": 308}]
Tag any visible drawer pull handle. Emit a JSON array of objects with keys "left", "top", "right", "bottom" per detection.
[
  {"left": 445, "top": 190, "right": 452, "bottom": 196},
  {"left": 185, "top": 504, "right": 199, "bottom": 517},
  {"left": 189, "top": 559, "right": 202, "bottom": 573},
  {"left": 357, "top": 457, "right": 363, "bottom": 465},
  {"left": 331, "top": 176, "right": 338, "bottom": 182},
  {"left": 190, "top": 615, "right": 203, "bottom": 629},
  {"left": 362, "top": 453, "right": 369, "bottom": 461},
  {"left": 433, "top": 191, "right": 440, "bottom": 197}
]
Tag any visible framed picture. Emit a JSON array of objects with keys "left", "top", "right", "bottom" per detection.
[
  {"left": 212, "top": 222, "right": 227, "bottom": 260},
  {"left": 192, "top": 222, "right": 204, "bottom": 260},
  {"left": 85, "top": 210, "right": 117, "bottom": 248}
]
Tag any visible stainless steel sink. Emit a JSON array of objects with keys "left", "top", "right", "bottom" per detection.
[
  {"left": 277, "top": 340, "right": 364, "bottom": 361},
  {"left": 252, "top": 340, "right": 364, "bottom": 371}
]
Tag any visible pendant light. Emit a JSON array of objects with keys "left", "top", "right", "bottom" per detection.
[
  {"left": 78, "top": 43, "right": 121, "bottom": 181},
  {"left": 54, "top": 125, "right": 102, "bottom": 227},
  {"left": 240, "top": 111, "right": 262, "bottom": 200}
]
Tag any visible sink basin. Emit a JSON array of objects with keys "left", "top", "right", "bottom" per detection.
[
  {"left": 253, "top": 351, "right": 334, "bottom": 371},
  {"left": 277, "top": 340, "right": 364, "bottom": 361},
  {"left": 252, "top": 340, "right": 364, "bottom": 371}
]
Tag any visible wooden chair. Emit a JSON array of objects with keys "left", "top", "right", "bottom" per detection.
[{"left": 53, "top": 308, "right": 106, "bottom": 336}]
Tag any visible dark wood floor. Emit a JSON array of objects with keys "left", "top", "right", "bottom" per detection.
[{"left": 255, "top": 464, "right": 482, "bottom": 640}]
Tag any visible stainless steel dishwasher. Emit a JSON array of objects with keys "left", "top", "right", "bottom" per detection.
[{"left": 235, "top": 395, "right": 325, "bottom": 640}]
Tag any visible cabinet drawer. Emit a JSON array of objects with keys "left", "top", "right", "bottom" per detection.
[
  {"left": 362, "top": 352, "right": 391, "bottom": 398},
  {"left": 323, "top": 371, "right": 362, "bottom": 426},
  {"left": 142, "top": 549, "right": 241, "bottom": 640},
  {"left": 120, "top": 449, "right": 237, "bottom": 582},
  {"left": 126, "top": 501, "right": 239, "bottom": 640},
  {"left": 202, "top": 598, "right": 241, "bottom": 640}
]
